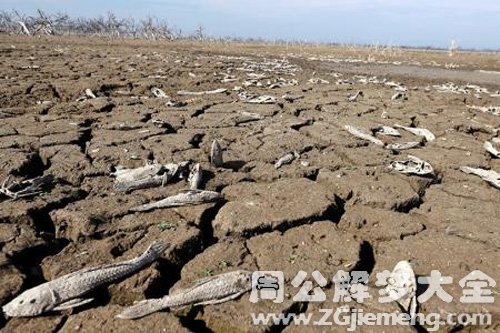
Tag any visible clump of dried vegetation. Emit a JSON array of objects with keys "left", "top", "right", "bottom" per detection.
[{"left": 0, "top": 9, "right": 179, "bottom": 40}]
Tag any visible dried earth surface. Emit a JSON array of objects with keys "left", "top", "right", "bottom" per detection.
[{"left": 0, "top": 35, "right": 499, "bottom": 332}]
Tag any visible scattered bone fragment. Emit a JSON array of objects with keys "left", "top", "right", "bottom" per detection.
[
  {"left": 0, "top": 174, "right": 53, "bottom": 200},
  {"left": 467, "top": 105, "right": 500, "bottom": 116},
  {"left": 210, "top": 140, "right": 224, "bottom": 167},
  {"left": 372, "top": 125, "right": 401, "bottom": 137},
  {"left": 275, "top": 152, "right": 300, "bottom": 169},
  {"left": 188, "top": 163, "right": 203, "bottom": 190},
  {"left": 85, "top": 88, "right": 96, "bottom": 99},
  {"left": 308, "top": 78, "right": 329, "bottom": 84},
  {"left": 385, "top": 141, "right": 421, "bottom": 151},
  {"left": 166, "top": 99, "right": 187, "bottom": 107},
  {"left": 394, "top": 124, "right": 436, "bottom": 142},
  {"left": 344, "top": 125, "right": 384, "bottom": 146},
  {"left": 484, "top": 141, "right": 500, "bottom": 158},
  {"left": 130, "top": 190, "right": 223, "bottom": 212},
  {"left": 268, "top": 79, "right": 298, "bottom": 89},
  {"left": 383, "top": 260, "right": 417, "bottom": 318},
  {"left": 177, "top": 88, "right": 227, "bottom": 96},
  {"left": 2, "top": 242, "right": 167, "bottom": 317},
  {"left": 116, "top": 270, "right": 252, "bottom": 320},
  {"left": 391, "top": 92, "right": 407, "bottom": 101},
  {"left": 151, "top": 87, "right": 169, "bottom": 98},
  {"left": 348, "top": 90, "right": 363, "bottom": 102},
  {"left": 460, "top": 166, "right": 500, "bottom": 189},
  {"left": 238, "top": 92, "right": 277, "bottom": 104},
  {"left": 282, "top": 93, "right": 304, "bottom": 102},
  {"left": 389, "top": 155, "right": 434, "bottom": 176},
  {"left": 232, "top": 111, "right": 265, "bottom": 125}
]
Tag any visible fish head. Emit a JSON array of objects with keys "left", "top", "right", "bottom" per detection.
[
  {"left": 236, "top": 270, "right": 253, "bottom": 289},
  {"left": 2, "top": 286, "right": 54, "bottom": 317}
]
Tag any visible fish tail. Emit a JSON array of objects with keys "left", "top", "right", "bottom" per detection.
[{"left": 116, "top": 299, "right": 166, "bottom": 320}]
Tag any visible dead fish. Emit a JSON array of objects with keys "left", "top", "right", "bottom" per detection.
[
  {"left": 232, "top": 111, "right": 264, "bottom": 125},
  {"left": 112, "top": 164, "right": 165, "bottom": 183},
  {"left": 348, "top": 91, "right": 363, "bottom": 102},
  {"left": 394, "top": 124, "right": 436, "bottom": 142},
  {"left": 85, "top": 88, "right": 96, "bottom": 99},
  {"left": 275, "top": 152, "right": 300, "bottom": 169},
  {"left": 2, "top": 242, "right": 167, "bottom": 317},
  {"left": 460, "top": 166, "right": 500, "bottom": 189},
  {"left": 117, "top": 270, "right": 252, "bottom": 320},
  {"left": 177, "top": 88, "right": 227, "bottom": 96},
  {"left": 188, "top": 163, "right": 203, "bottom": 190},
  {"left": 239, "top": 92, "right": 277, "bottom": 104},
  {"left": 282, "top": 93, "right": 304, "bottom": 102},
  {"left": 389, "top": 155, "right": 434, "bottom": 176},
  {"left": 385, "top": 141, "right": 421, "bottom": 151},
  {"left": 308, "top": 78, "right": 329, "bottom": 84},
  {"left": 166, "top": 100, "right": 187, "bottom": 107},
  {"left": 112, "top": 162, "right": 190, "bottom": 192},
  {"left": 0, "top": 174, "right": 53, "bottom": 200},
  {"left": 391, "top": 92, "right": 407, "bottom": 101},
  {"left": 344, "top": 125, "right": 384, "bottom": 146},
  {"left": 210, "top": 140, "right": 224, "bottom": 167},
  {"left": 151, "top": 87, "right": 169, "bottom": 99},
  {"left": 383, "top": 261, "right": 417, "bottom": 318},
  {"left": 372, "top": 125, "right": 401, "bottom": 137},
  {"left": 130, "top": 190, "right": 223, "bottom": 212},
  {"left": 484, "top": 141, "right": 500, "bottom": 158}
]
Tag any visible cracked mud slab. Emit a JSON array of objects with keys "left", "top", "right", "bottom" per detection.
[{"left": 213, "top": 179, "right": 338, "bottom": 237}]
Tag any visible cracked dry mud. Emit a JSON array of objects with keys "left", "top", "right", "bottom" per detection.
[{"left": 0, "top": 35, "right": 499, "bottom": 332}]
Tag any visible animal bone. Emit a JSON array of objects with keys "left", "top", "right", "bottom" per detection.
[
  {"left": 385, "top": 141, "right": 421, "bottom": 151},
  {"left": 238, "top": 92, "right": 277, "bottom": 104},
  {"left": 460, "top": 166, "right": 500, "bottom": 189},
  {"left": 85, "top": 89, "right": 96, "bottom": 99},
  {"left": 0, "top": 174, "right": 53, "bottom": 200},
  {"left": 394, "top": 124, "right": 436, "bottom": 142},
  {"left": 372, "top": 125, "right": 401, "bottom": 137},
  {"left": 467, "top": 105, "right": 500, "bottom": 117},
  {"left": 389, "top": 155, "right": 434, "bottom": 176},
  {"left": 344, "top": 125, "right": 384, "bottom": 146},
  {"left": 177, "top": 88, "right": 227, "bottom": 96},
  {"left": 308, "top": 78, "right": 329, "bottom": 84},
  {"left": 116, "top": 270, "right": 252, "bottom": 320},
  {"left": 151, "top": 87, "right": 169, "bottom": 99},
  {"left": 2, "top": 242, "right": 167, "bottom": 317},
  {"left": 484, "top": 141, "right": 500, "bottom": 158},
  {"left": 348, "top": 91, "right": 363, "bottom": 102},
  {"left": 391, "top": 92, "right": 407, "bottom": 101},
  {"left": 275, "top": 152, "right": 300, "bottom": 169},
  {"left": 282, "top": 93, "right": 304, "bottom": 102},
  {"left": 129, "top": 190, "right": 223, "bottom": 212}
]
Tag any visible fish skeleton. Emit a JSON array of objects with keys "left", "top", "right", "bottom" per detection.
[
  {"left": 117, "top": 270, "right": 252, "bottom": 320},
  {"left": 2, "top": 242, "right": 168, "bottom": 317}
]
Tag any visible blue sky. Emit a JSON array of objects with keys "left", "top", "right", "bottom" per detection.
[{"left": 2, "top": 0, "right": 499, "bottom": 49}]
